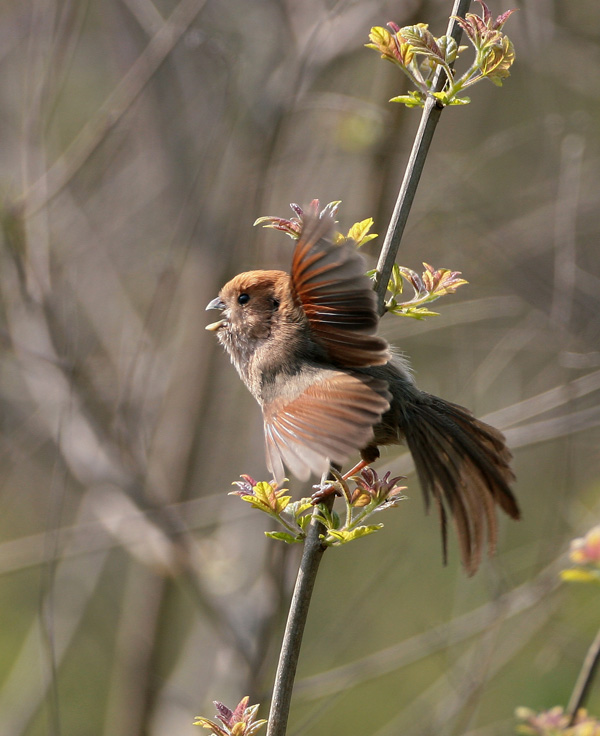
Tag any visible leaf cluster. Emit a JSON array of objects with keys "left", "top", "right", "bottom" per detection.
[
  {"left": 368, "top": 262, "right": 468, "bottom": 320},
  {"left": 366, "top": 0, "right": 516, "bottom": 108},
  {"left": 194, "top": 697, "right": 267, "bottom": 736},
  {"left": 230, "top": 469, "right": 406, "bottom": 547},
  {"left": 314, "top": 467, "right": 407, "bottom": 547}
]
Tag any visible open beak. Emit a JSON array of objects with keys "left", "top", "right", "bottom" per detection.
[{"left": 205, "top": 296, "right": 227, "bottom": 331}]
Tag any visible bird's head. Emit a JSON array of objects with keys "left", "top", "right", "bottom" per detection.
[{"left": 206, "top": 269, "right": 297, "bottom": 368}]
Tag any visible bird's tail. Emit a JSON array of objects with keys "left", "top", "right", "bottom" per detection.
[{"left": 403, "top": 392, "right": 519, "bottom": 575}]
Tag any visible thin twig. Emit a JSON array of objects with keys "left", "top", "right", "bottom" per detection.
[
  {"left": 265, "top": 499, "right": 332, "bottom": 736},
  {"left": 374, "top": 0, "right": 472, "bottom": 314},
  {"left": 567, "top": 625, "right": 600, "bottom": 725}
]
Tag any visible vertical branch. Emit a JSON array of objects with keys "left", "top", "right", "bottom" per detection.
[
  {"left": 266, "top": 499, "right": 333, "bottom": 736},
  {"left": 374, "top": 0, "right": 472, "bottom": 313}
]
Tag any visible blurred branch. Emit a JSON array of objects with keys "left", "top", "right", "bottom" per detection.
[
  {"left": 0, "top": 217, "right": 255, "bottom": 669},
  {"left": 120, "top": 0, "right": 165, "bottom": 36},
  {"left": 386, "top": 295, "right": 525, "bottom": 339},
  {"left": 0, "top": 492, "right": 111, "bottom": 736},
  {"left": 18, "top": 0, "right": 208, "bottom": 218},
  {"left": 374, "top": 0, "right": 472, "bottom": 313},
  {"left": 0, "top": 492, "right": 251, "bottom": 576},
  {"left": 373, "top": 596, "right": 557, "bottom": 736},
  {"left": 567, "top": 625, "right": 600, "bottom": 726},
  {"left": 0, "top": 484, "right": 253, "bottom": 736},
  {"left": 484, "top": 369, "right": 600, "bottom": 429},
  {"left": 551, "top": 133, "right": 585, "bottom": 327},
  {"left": 102, "top": 565, "right": 166, "bottom": 736},
  {"left": 504, "top": 404, "right": 600, "bottom": 448},
  {"left": 295, "top": 550, "right": 564, "bottom": 701}
]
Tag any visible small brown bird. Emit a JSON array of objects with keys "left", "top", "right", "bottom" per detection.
[{"left": 206, "top": 212, "right": 519, "bottom": 573}]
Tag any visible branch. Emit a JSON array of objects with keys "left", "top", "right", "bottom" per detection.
[
  {"left": 567, "top": 625, "right": 600, "bottom": 726},
  {"left": 266, "top": 499, "right": 333, "bottom": 736},
  {"left": 374, "top": 0, "right": 472, "bottom": 314}
]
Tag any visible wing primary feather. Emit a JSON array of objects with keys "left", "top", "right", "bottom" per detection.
[{"left": 290, "top": 213, "right": 390, "bottom": 367}]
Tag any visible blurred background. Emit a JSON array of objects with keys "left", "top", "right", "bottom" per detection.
[{"left": 1, "top": 1, "right": 599, "bottom": 734}]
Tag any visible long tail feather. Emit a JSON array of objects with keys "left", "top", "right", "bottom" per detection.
[{"left": 403, "top": 392, "right": 519, "bottom": 575}]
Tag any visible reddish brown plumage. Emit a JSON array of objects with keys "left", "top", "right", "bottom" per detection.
[{"left": 206, "top": 212, "right": 519, "bottom": 574}]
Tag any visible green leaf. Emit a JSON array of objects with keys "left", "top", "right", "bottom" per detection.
[
  {"left": 389, "top": 91, "right": 424, "bottom": 108},
  {"left": 286, "top": 499, "right": 313, "bottom": 517},
  {"left": 436, "top": 34, "right": 461, "bottom": 64},
  {"left": 347, "top": 217, "right": 377, "bottom": 247},
  {"left": 399, "top": 24, "right": 444, "bottom": 63},
  {"left": 392, "top": 305, "right": 440, "bottom": 319},
  {"left": 432, "top": 91, "right": 471, "bottom": 106},
  {"left": 254, "top": 481, "right": 291, "bottom": 514},
  {"left": 366, "top": 26, "right": 415, "bottom": 66},
  {"left": 481, "top": 36, "right": 515, "bottom": 85},
  {"left": 313, "top": 505, "right": 341, "bottom": 530},
  {"left": 324, "top": 524, "right": 384, "bottom": 545},
  {"left": 265, "top": 531, "right": 304, "bottom": 544},
  {"left": 297, "top": 513, "right": 312, "bottom": 532},
  {"left": 237, "top": 493, "right": 273, "bottom": 513}
]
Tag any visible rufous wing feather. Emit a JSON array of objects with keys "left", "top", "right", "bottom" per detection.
[
  {"left": 291, "top": 214, "right": 390, "bottom": 367},
  {"left": 263, "top": 371, "right": 391, "bottom": 482}
]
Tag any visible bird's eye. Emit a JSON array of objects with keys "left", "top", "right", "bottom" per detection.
[{"left": 237, "top": 293, "right": 250, "bottom": 305}]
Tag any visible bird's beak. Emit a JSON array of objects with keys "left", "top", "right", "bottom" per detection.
[{"left": 205, "top": 296, "right": 227, "bottom": 331}]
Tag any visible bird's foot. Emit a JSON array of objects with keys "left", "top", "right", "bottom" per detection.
[
  {"left": 310, "top": 460, "right": 371, "bottom": 505},
  {"left": 311, "top": 483, "right": 340, "bottom": 504}
]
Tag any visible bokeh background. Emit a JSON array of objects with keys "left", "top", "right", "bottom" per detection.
[{"left": 1, "top": 1, "right": 599, "bottom": 735}]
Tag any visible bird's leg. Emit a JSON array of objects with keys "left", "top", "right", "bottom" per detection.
[{"left": 311, "top": 459, "right": 371, "bottom": 504}]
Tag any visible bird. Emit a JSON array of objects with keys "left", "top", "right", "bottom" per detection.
[{"left": 206, "top": 211, "right": 519, "bottom": 573}]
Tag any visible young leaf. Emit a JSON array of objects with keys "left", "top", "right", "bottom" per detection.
[
  {"left": 347, "top": 217, "right": 378, "bottom": 247},
  {"left": 390, "top": 91, "right": 425, "bottom": 108},
  {"left": 400, "top": 24, "right": 445, "bottom": 64},
  {"left": 265, "top": 531, "right": 304, "bottom": 544},
  {"left": 324, "top": 524, "right": 384, "bottom": 545}
]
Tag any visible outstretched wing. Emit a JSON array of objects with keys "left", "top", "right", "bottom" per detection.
[
  {"left": 290, "top": 213, "right": 390, "bottom": 368},
  {"left": 263, "top": 370, "right": 391, "bottom": 482}
]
